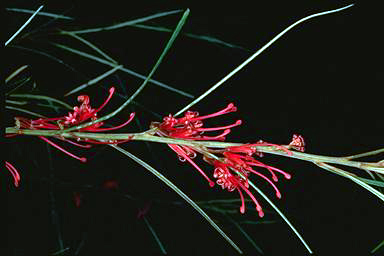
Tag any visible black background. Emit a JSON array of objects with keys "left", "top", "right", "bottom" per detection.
[{"left": 4, "top": 1, "right": 383, "bottom": 256}]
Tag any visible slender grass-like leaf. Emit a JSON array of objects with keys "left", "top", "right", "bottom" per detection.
[
  {"left": 357, "top": 177, "right": 384, "bottom": 188},
  {"left": 6, "top": 106, "right": 46, "bottom": 118},
  {"left": 6, "top": 65, "right": 29, "bottom": 83},
  {"left": 51, "top": 247, "right": 70, "bottom": 255},
  {"left": 314, "top": 162, "right": 384, "bottom": 202},
  {"left": 175, "top": 4, "right": 354, "bottom": 116},
  {"left": 247, "top": 179, "right": 313, "bottom": 254},
  {"left": 6, "top": 100, "right": 27, "bottom": 105},
  {"left": 60, "top": 31, "right": 118, "bottom": 64},
  {"left": 5, "top": 5, "right": 44, "bottom": 46},
  {"left": 51, "top": 43, "right": 194, "bottom": 98},
  {"left": 143, "top": 217, "right": 167, "bottom": 255},
  {"left": 371, "top": 239, "right": 384, "bottom": 254},
  {"left": 225, "top": 214, "right": 264, "bottom": 254},
  {"left": 6, "top": 8, "right": 74, "bottom": 20},
  {"left": 110, "top": 145, "right": 243, "bottom": 254},
  {"left": 131, "top": 24, "right": 249, "bottom": 51},
  {"left": 5, "top": 77, "right": 32, "bottom": 96},
  {"left": 10, "top": 45, "right": 84, "bottom": 76},
  {"left": 9, "top": 94, "right": 72, "bottom": 110},
  {"left": 64, "top": 65, "right": 123, "bottom": 96},
  {"left": 66, "top": 10, "right": 182, "bottom": 34}
]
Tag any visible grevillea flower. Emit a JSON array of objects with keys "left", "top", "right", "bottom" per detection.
[
  {"left": 289, "top": 134, "right": 305, "bottom": 152},
  {"left": 5, "top": 161, "right": 21, "bottom": 187},
  {"left": 209, "top": 144, "right": 292, "bottom": 217},
  {"left": 153, "top": 103, "right": 302, "bottom": 216},
  {"left": 152, "top": 103, "right": 242, "bottom": 187},
  {"left": 12, "top": 87, "right": 135, "bottom": 162}
]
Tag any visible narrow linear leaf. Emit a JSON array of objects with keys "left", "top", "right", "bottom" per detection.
[
  {"left": 6, "top": 105, "right": 46, "bottom": 118},
  {"left": 371, "top": 239, "right": 384, "bottom": 254},
  {"left": 51, "top": 43, "right": 194, "bottom": 98},
  {"left": 247, "top": 179, "right": 313, "bottom": 254},
  {"left": 225, "top": 214, "right": 264, "bottom": 254},
  {"left": 66, "top": 9, "right": 182, "bottom": 34},
  {"left": 111, "top": 145, "right": 243, "bottom": 254},
  {"left": 131, "top": 24, "right": 249, "bottom": 51},
  {"left": 6, "top": 8, "right": 74, "bottom": 20},
  {"left": 6, "top": 65, "right": 29, "bottom": 83},
  {"left": 143, "top": 216, "right": 167, "bottom": 255},
  {"left": 9, "top": 94, "right": 72, "bottom": 110},
  {"left": 64, "top": 65, "right": 123, "bottom": 96},
  {"left": 175, "top": 4, "right": 354, "bottom": 116},
  {"left": 10, "top": 45, "right": 84, "bottom": 77},
  {"left": 60, "top": 31, "right": 118, "bottom": 63},
  {"left": 314, "top": 162, "right": 384, "bottom": 202},
  {"left": 6, "top": 5, "right": 44, "bottom": 46}
]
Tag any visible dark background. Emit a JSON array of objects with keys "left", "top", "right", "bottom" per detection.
[{"left": 4, "top": 1, "right": 383, "bottom": 255}]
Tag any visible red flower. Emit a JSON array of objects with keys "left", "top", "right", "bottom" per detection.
[
  {"left": 211, "top": 144, "right": 291, "bottom": 216},
  {"left": 12, "top": 87, "right": 135, "bottom": 162},
  {"left": 5, "top": 161, "right": 20, "bottom": 187},
  {"left": 152, "top": 103, "right": 242, "bottom": 187},
  {"left": 154, "top": 103, "right": 294, "bottom": 216},
  {"left": 289, "top": 134, "right": 305, "bottom": 152}
]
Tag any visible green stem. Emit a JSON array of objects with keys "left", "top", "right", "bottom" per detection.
[{"left": 6, "top": 127, "right": 383, "bottom": 173}]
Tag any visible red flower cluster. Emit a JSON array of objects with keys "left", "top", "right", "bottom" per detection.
[
  {"left": 210, "top": 144, "right": 292, "bottom": 217},
  {"left": 154, "top": 103, "right": 305, "bottom": 216},
  {"left": 152, "top": 103, "right": 241, "bottom": 187},
  {"left": 13, "top": 87, "right": 135, "bottom": 162}
]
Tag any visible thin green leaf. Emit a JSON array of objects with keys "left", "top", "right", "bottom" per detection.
[
  {"left": 6, "top": 100, "right": 27, "bottom": 105},
  {"left": 60, "top": 31, "right": 118, "bottom": 63},
  {"left": 314, "top": 162, "right": 384, "bottom": 202},
  {"left": 66, "top": 9, "right": 182, "bottom": 34},
  {"left": 10, "top": 45, "right": 84, "bottom": 76},
  {"left": 247, "top": 179, "right": 313, "bottom": 254},
  {"left": 344, "top": 148, "right": 384, "bottom": 160},
  {"left": 371, "top": 239, "right": 384, "bottom": 254},
  {"left": 131, "top": 24, "right": 249, "bottom": 51},
  {"left": 6, "top": 5, "right": 44, "bottom": 46},
  {"left": 225, "top": 214, "right": 264, "bottom": 254},
  {"left": 110, "top": 145, "right": 242, "bottom": 254},
  {"left": 5, "top": 77, "right": 32, "bottom": 95},
  {"left": 357, "top": 177, "right": 384, "bottom": 188},
  {"left": 175, "top": 4, "right": 355, "bottom": 116},
  {"left": 6, "top": 105, "right": 46, "bottom": 118},
  {"left": 6, "top": 65, "right": 29, "bottom": 83},
  {"left": 64, "top": 65, "right": 123, "bottom": 96},
  {"left": 9, "top": 94, "right": 72, "bottom": 110},
  {"left": 6, "top": 8, "right": 74, "bottom": 20},
  {"left": 143, "top": 217, "right": 167, "bottom": 255},
  {"left": 51, "top": 247, "right": 70, "bottom": 255},
  {"left": 51, "top": 42, "right": 194, "bottom": 98}
]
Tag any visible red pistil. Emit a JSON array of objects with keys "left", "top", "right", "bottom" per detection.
[
  {"left": 237, "top": 179, "right": 264, "bottom": 217},
  {"left": 5, "top": 161, "right": 21, "bottom": 187},
  {"left": 195, "top": 120, "right": 242, "bottom": 132},
  {"left": 89, "top": 112, "right": 135, "bottom": 132},
  {"left": 39, "top": 136, "right": 87, "bottom": 162},
  {"left": 93, "top": 87, "right": 115, "bottom": 115},
  {"left": 193, "top": 129, "right": 231, "bottom": 141},
  {"left": 168, "top": 144, "right": 215, "bottom": 187},
  {"left": 189, "top": 103, "right": 237, "bottom": 121}
]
